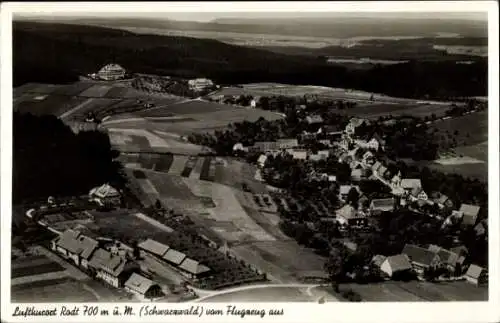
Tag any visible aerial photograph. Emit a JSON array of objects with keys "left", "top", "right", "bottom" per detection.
[{"left": 11, "top": 8, "right": 489, "bottom": 303}]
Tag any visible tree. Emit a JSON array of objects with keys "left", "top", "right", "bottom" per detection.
[
  {"left": 324, "top": 247, "right": 348, "bottom": 292},
  {"left": 346, "top": 187, "right": 360, "bottom": 207}
]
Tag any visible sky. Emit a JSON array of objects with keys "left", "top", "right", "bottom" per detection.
[{"left": 16, "top": 11, "right": 488, "bottom": 23}]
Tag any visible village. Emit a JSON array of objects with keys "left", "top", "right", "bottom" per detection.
[{"left": 12, "top": 59, "right": 488, "bottom": 303}]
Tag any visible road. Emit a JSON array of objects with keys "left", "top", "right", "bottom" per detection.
[{"left": 188, "top": 283, "right": 328, "bottom": 302}]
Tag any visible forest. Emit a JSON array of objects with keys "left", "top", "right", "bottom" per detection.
[
  {"left": 14, "top": 21, "right": 487, "bottom": 99},
  {"left": 13, "top": 112, "right": 124, "bottom": 204}
]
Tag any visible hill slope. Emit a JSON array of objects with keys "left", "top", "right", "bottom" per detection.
[{"left": 14, "top": 21, "right": 487, "bottom": 99}]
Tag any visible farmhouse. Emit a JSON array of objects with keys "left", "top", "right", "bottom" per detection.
[
  {"left": 96, "top": 64, "right": 126, "bottom": 81},
  {"left": 335, "top": 205, "right": 367, "bottom": 227},
  {"left": 251, "top": 141, "right": 279, "bottom": 152},
  {"left": 367, "top": 134, "right": 386, "bottom": 151},
  {"left": 379, "top": 254, "right": 413, "bottom": 278},
  {"left": 124, "top": 273, "right": 164, "bottom": 300},
  {"left": 89, "top": 183, "right": 121, "bottom": 207},
  {"left": 465, "top": 264, "right": 488, "bottom": 286},
  {"left": 88, "top": 248, "right": 139, "bottom": 288},
  {"left": 51, "top": 229, "right": 99, "bottom": 269},
  {"left": 178, "top": 258, "right": 211, "bottom": 279},
  {"left": 400, "top": 178, "right": 422, "bottom": 193},
  {"left": 371, "top": 255, "right": 387, "bottom": 267},
  {"left": 459, "top": 204, "right": 481, "bottom": 226},
  {"left": 287, "top": 149, "right": 308, "bottom": 160},
  {"left": 409, "top": 187, "right": 428, "bottom": 201},
  {"left": 402, "top": 244, "right": 442, "bottom": 275},
  {"left": 370, "top": 198, "right": 395, "bottom": 215}
]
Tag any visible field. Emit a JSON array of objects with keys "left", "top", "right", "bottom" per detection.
[
  {"left": 11, "top": 254, "right": 66, "bottom": 279},
  {"left": 11, "top": 278, "right": 99, "bottom": 302},
  {"left": 341, "top": 281, "right": 488, "bottom": 302}
]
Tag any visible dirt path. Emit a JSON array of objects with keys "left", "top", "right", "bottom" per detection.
[{"left": 59, "top": 98, "right": 95, "bottom": 120}]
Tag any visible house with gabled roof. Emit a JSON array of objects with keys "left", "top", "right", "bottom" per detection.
[
  {"left": 306, "top": 115, "right": 324, "bottom": 125},
  {"left": 89, "top": 183, "right": 121, "bottom": 207},
  {"left": 367, "top": 133, "right": 386, "bottom": 151},
  {"left": 379, "top": 254, "right": 413, "bottom": 278},
  {"left": 178, "top": 258, "right": 211, "bottom": 279},
  {"left": 432, "top": 193, "right": 454, "bottom": 209},
  {"left": 400, "top": 179, "right": 422, "bottom": 192},
  {"left": 51, "top": 229, "right": 99, "bottom": 269},
  {"left": 138, "top": 239, "right": 170, "bottom": 258},
  {"left": 335, "top": 204, "right": 367, "bottom": 227},
  {"left": 465, "top": 264, "right": 488, "bottom": 286},
  {"left": 402, "top": 244, "right": 442, "bottom": 275},
  {"left": 162, "top": 248, "right": 187, "bottom": 266},
  {"left": 345, "top": 118, "right": 369, "bottom": 135},
  {"left": 427, "top": 245, "right": 460, "bottom": 273},
  {"left": 370, "top": 198, "right": 395, "bottom": 215},
  {"left": 339, "top": 185, "right": 361, "bottom": 201},
  {"left": 459, "top": 204, "right": 481, "bottom": 226},
  {"left": 474, "top": 220, "right": 487, "bottom": 237},
  {"left": 371, "top": 255, "right": 387, "bottom": 267},
  {"left": 124, "top": 273, "right": 163, "bottom": 300},
  {"left": 88, "top": 248, "right": 139, "bottom": 288}
]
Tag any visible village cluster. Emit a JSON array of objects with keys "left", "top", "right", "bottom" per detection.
[{"left": 232, "top": 116, "right": 488, "bottom": 285}]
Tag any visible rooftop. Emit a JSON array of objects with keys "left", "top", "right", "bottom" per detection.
[
  {"left": 401, "top": 179, "right": 422, "bottom": 189},
  {"left": 124, "top": 273, "right": 157, "bottom": 294},
  {"left": 178, "top": 258, "right": 211, "bottom": 275},
  {"left": 138, "top": 239, "right": 170, "bottom": 257},
  {"left": 162, "top": 248, "right": 186, "bottom": 265},
  {"left": 402, "top": 244, "right": 439, "bottom": 267},
  {"left": 385, "top": 254, "right": 412, "bottom": 272},
  {"left": 465, "top": 264, "right": 485, "bottom": 279}
]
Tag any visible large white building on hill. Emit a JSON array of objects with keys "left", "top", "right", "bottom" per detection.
[{"left": 96, "top": 64, "right": 126, "bottom": 81}]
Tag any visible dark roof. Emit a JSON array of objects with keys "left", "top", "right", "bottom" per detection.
[
  {"left": 402, "top": 244, "right": 439, "bottom": 267},
  {"left": 88, "top": 248, "right": 127, "bottom": 276},
  {"left": 138, "top": 239, "right": 169, "bottom": 257},
  {"left": 178, "top": 258, "right": 211, "bottom": 275},
  {"left": 385, "top": 254, "right": 412, "bottom": 272},
  {"left": 55, "top": 230, "right": 98, "bottom": 260},
  {"left": 370, "top": 198, "right": 395, "bottom": 210},
  {"left": 162, "top": 249, "right": 186, "bottom": 265},
  {"left": 124, "top": 273, "right": 157, "bottom": 294}
]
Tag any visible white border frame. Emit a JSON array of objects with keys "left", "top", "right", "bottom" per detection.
[{"left": 1, "top": 2, "right": 499, "bottom": 323}]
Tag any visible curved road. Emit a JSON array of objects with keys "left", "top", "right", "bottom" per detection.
[{"left": 187, "top": 283, "right": 325, "bottom": 303}]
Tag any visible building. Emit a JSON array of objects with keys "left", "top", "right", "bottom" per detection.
[
  {"left": 474, "top": 220, "right": 487, "bottom": 237},
  {"left": 432, "top": 193, "right": 454, "bottom": 209},
  {"left": 162, "top": 248, "right": 187, "bottom": 266},
  {"left": 367, "top": 134, "right": 386, "bottom": 151},
  {"left": 371, "top": 255, "right": 387, "bottom": 268},
  {"left": 251, "top": 141, "right": 279, "bottom": 152},
  {"left": 351, "top": 168, "right": 367, "bottom": 182},
  {"left": 379, "top": 254, "right": 413, "bottom": 278},
  {"left": 277, "top": 138, "right": 299, "bottom": 149},
  {"left": 257, "top": 154, "right": 268, "bottom": 168},
  {"left": 345, "top": 118, "right": 368, "bottom": 135},
  {"left": 96, "top": 64, "right": 126, "bottom": 81},
  {"left": 409, "top": 187, "right": 428, "bottom": 202},
  {"left": 178, "top": 258, "right": 211, "bottom": 279},
  {"left": 138, "top": 239, "right": 170, "bottom": 258},
  {"left": 335, "top": 205, "right": 367, "bottom": 227},
  {"left": 427, "top": 245, "right": 460, "bottom": 273},
  {"left": 88, "top": 248, "right": 138, "bottom": 288},
  {"left": 400, "top": 179, "right": 422, "bottom": 192},
  {"left": 464, "top": 264, "right": 488, "bottom": 286},
  {"left": 339, "top": 185, "right": 361, "bottom": 201},
  {"left": 232, "top": 143, "right": 249, "bottom": 153},
  {"left": 305, "top": 115, "right": 324, "bottom": 125},
  {"left": 89, "top": 183, "right": 121, "bottom": 207},
  {"left": 188, "top": 78, "right": 214, "bottom": 92},
  {"left": 370, "top": 198, "right": 395, "bottom": 215},
  {"left": 287, "top": 149, "right": 308, "bottom": 160},
  {"left": 459, "top": 204, "right": 481, "bottom": 226},
  {"left": 51, "top": 229, "right": 99, "bottom": 269},
  {"left": 402, "top": 244, "right": 442, "bottom": 275},
  {"left": 124, "top": 273, "right": 164, "bottom": 300}
]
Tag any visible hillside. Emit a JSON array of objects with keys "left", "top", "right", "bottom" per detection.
[{"left": 14, "top": 21, "right": 487, "bottom": 99}]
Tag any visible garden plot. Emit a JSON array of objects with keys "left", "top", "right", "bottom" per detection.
[
  {"left": 182, "top": 179, "right": 276, "bottom": 243},
  {"left": 107, "top": 128, "right": 169, "bottom": 149},
  {"left": 168, "top": 155, "right": 189, "bottom": 175},
  {"left": 79, "top": 84, "right": 114, "bottom": 97}
]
